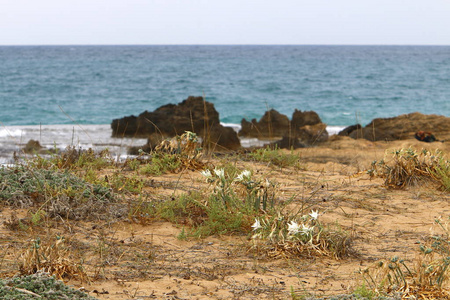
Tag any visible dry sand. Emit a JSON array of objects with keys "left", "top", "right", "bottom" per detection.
[{"left": 1, "top": 136, "right": 449, "bottom": 299}]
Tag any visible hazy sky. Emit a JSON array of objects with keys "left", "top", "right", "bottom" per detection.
[{"left": 2, "top": 0, "right": 450, "bottom": 45}]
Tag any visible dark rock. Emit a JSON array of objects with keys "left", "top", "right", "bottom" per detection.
[
  {"left": 239, "top": 109, "right": 290, "bottom": 138},
  {"left": 291, "top": 110, "right": 322, "bottom": 131},
  {"left": 296, "top": 123, "right": 329, "bottom": 144},
  {"left": 239, "top": 108, "right": 328, "bottom": 148},
  {"left": 112, "top": 96, "right": 241, "bottom": 151},
  {"left": 204, "top": 126, "right": 241, "bottom": 151},
  {"left": 348, "top": 112, "right": 450, "bottom": 141},
  {"left": 338, "top": 124, "right": 362, "bottom": 136}
]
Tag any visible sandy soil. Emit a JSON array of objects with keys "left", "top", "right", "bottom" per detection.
[{"left": 1, "top": 136, "right": 449, "bottom": 299}]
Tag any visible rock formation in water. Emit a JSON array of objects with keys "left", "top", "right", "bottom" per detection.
[
  {"left": 239, "top": 109, "right": 328, "bottom": 148},
  {"left": 112, "top": 96, "right": 241, "bottom": 151},
  {"left": 343, "top": 112, "right": 450, "bottom": 141}
]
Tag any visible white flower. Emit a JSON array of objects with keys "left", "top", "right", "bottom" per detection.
[
  {"left": 301, "top": 224, "right": 313, "bottom": 235},
  {"left": 252, "top": 219, "right": 262, "bottom": 231},
  {"left": 235, "top": 170, "right": 251, "bottom": 182},
  {"left": 309, "top": 210, "right": 319, "bottom": 220},
  {"left": 200, "top": 169, "right": 212, "bottom": 179},
  {"left": 214, "top": 168, "right": 225, "bottom": 180},
  {"left": 287, "top": 221, "right": 300, "bottom": 235}
]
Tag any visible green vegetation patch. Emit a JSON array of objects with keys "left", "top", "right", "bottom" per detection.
[
  {"left": 0, "top": 272, "right": 97, "bottom": 300},
  {"left": 247, "top": 146, "right": 304, "bottom": 169},
  {"left": 369, "top": 148, "right": 450, "bottom": 190},
  {"left": 0, "top": 165, "right": 123, "bottom": 220}
]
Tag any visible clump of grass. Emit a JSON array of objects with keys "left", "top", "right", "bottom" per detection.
[
  {"left": 251, "top": 209, "right": 350, "bottom": 259},
  {"left": 0, "top": 271, "right": 97, "bottom": 299},
  {"left": 140, "top": 153, "right": 183, "bottom": 175},
  {"left": 133, "top": 131, "right": 205, "bottom": 175},
  {"left": 433, "top": 157, "right": 450, "bottom": 192},
  {"left": 29, "top": 146, "right": 115, "bottom": 171},
  {"left": 247, "top": 146, "right": 303, "bottom": 169},
  {"left": 369, "top": 148, "right": 450, "bottom": 190},
  {"left": 361, "top": 217, "right": 450, "bottom": 298},
  {"left": 157, "top": 167, "right": 277, "bottom": 236},
  {"left": 0, "top": 165, "right": 122, "bottom": 221},
  {"left": 19, "top": 237, "right": 88, "bottom": 283}
]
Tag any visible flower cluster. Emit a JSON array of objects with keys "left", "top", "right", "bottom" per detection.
[
  {"left": 200, "top": 167, "right": 276, "bottom": 211},
  {"left": 252, "top": 210, "right": 321, "bottom": 243}
]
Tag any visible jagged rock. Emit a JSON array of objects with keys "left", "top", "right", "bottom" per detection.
[
  {"left": 348, "top": 112, "right": 450, "bottom": 141},
  {"left": 239, "top": 109, "right": 290, "bottom": 138},
  {"left": 204, "top": 126, "right": 241, "bottom": 151},
  {"left": 296, "top": 123, "right": 329, "bottom": 144},
  {"left": 291, "top": 110, "right": 322, "bottom": 131},
  {"left": 112, "top": 96, "right": 241, "bottom": 151},
  {"left": 338, "top": 124, "right": 362, "bottom": 136},
  {"left": 239, "top": 108, "right": 328, "bottom": 148}
]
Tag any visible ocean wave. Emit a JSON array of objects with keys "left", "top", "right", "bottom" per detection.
[{"left": 0, "top": 128, "right": 24, "bottom": 138}]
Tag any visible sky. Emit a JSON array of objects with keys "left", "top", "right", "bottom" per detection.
[{"left": 1, "top": 0, "right": 450, "bottom": 45}]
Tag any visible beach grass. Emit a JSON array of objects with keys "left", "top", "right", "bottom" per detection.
[{"left": 0, "top": 132, "right": 449, "bottom": 299}]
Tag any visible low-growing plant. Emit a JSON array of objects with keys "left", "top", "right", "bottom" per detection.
[
  {"left": 0, "top": 165, "right": 121, "bottom": 220},
  {"left": 433, "top": 157, "right": 450, "bottom": 192},
  {"left": 19, "top": 237, "right": 88, "bottom": 282},
  {"left": 138, "top": 131, "right": 205, "bottom": 175},
  {"left": 140, "top": 153, "right": 182, "bottom": 175},
  {"left": 361, "top": 217, "right": 450, "bottom": 298},
  {"left": 109, "top": 172, "right": 144, "bottom": 194},
  {"left": 251, "top": 209, "right": 350, "bottom": 259},
  {"left": 156, "top": 167, "right": 277, "bottom": 236},
  {"left": 247, "top": 146, "right": 303, "bottom": 169},
  {"left": 0, "top": 271, "right": 97, "bottom": 299},
  {"left": 29, "top": 147, "right": 115, "bottom": 171},
  {"left": 369, "top": 148, "right": 450, "bottom": 190}
]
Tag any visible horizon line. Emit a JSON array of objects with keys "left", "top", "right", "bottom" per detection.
[{"left": 1, "top": 43, "right": 450, "bottom": 47}]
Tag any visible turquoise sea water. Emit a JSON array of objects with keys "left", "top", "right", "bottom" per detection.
[
  {"left": 0, "top": 45, "right": 449, "bottom": 163},
  {"left": 1, "top": 45, "right": 449, "bottom": 127}
]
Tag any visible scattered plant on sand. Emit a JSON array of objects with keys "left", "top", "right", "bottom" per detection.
[
  {"left": 0, "top": 271, "right": 96, "bottom": 299},
  {"left": 251, "top": 209, "right": 350, "bottom": 259},
  {"left": 157, "top": 167, "right": 277, "bottom": 236},
  {"left": 247, "top": 146, "right": 304, "bottom": 169},
  {"left": 369, "top": 148, "right": 450, "bottom": 190},
  {"left": 28, "top": 146, "right": 115, "bottom": 171},
  {"left": 134, "top": 131, "right": 205, "bottom": 175},
  {"left": 0, "top": 165, "right": 121, "bottom": 221},
  {"left": 361, "top": 217, "right": 450, "bottom": 299},
  {"left": 19, "top": 237, "right": 88, "bottom": 283}
]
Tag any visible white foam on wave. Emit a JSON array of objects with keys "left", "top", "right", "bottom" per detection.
[
  {"left": 221, "top": 122, "right": 241, "bottom": 132},
  {"left": 0, "top": 128, "right": 24, "bottom": 138},
  {"left": 327, "top": 126, "right": 345, "bottom": 135}
]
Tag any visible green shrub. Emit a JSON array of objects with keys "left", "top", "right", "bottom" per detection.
[
  {"left": 0, "top": 165, "right": 120, "bottom": 220},
  {"left": 0, "top": 272, "right": 97, "bottom": 299},
  {"left": 247, "top": 147, "right": 303, "bottom": 169}
]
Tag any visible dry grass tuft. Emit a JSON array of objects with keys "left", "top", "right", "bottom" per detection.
[
  {"left": 19, "top": 237, "right": 89, "bottom": 283},
  {"left": 370, "top": 148, "right": 448, "bottom": 189}
]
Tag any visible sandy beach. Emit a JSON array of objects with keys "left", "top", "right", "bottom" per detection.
[{"left": 0, "top": 134, "right": 449, "bottom": 299}]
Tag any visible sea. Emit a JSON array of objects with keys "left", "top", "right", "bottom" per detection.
[{"left": 1, "top": 45, "right": 449, "bottom": 163}]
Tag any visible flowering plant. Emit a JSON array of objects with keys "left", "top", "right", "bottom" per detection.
[{"left": 200, "top": 167, "right": 276, "bottom": 211}]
